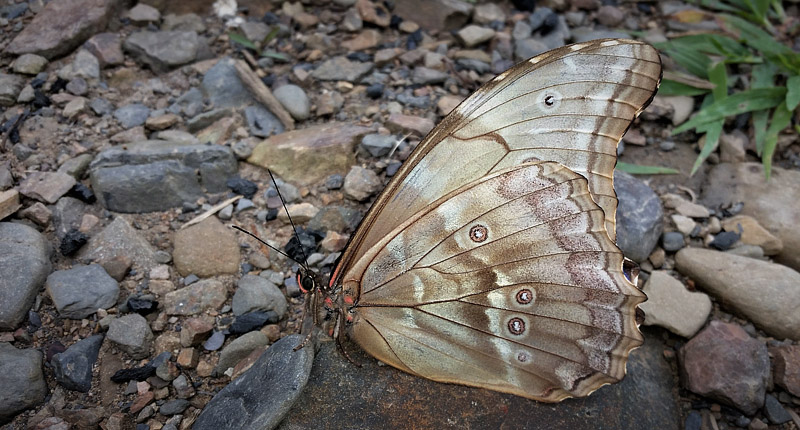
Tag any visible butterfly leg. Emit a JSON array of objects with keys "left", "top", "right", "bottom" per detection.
[
  {"left": 333, "top": 308, "right": 361, "bottom": 367},
  {"left": 293, "top": 289, "right": 319, "bottom": 351}
]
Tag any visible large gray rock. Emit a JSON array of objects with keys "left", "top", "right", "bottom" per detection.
[
  {"left": 0, "top": 223, "right": 52, "bottom": 329},
  {"left": 52, "top": 335, "right": 104, "bottom": 392},
  {"left": 3, "top": 0, "right": 118, "bottom": 59},
  {"left": 277, "top": 328, "right": 679, "bottom": 429},
  {"left": 123, "top": 31, "right": 201, "bottom": 73},
  {"left": 194, "top": 334, "right": 314, "bottom": 430},
  {"left": 675, "top": 247, "right": 800, "bottom": 340},
  {"left": 46, "top": 264, "right": 119, "bottom": 319},
  {"left": 232, "top": 275, "right": 288, "bottom": 317},
  {"left": 614, "top": 170, "right": 663, "bottom": 262},
  {"left": 76, "top": 217, "right": 157, "bottom": 272},
  {"left": 702, "top": 163, "right": 800, "bottom": 271},
  {"left": 0, "top": 343, "right": 48, "bottom": 423},
  {"left": 89, "top": 140, "right": 237, "bottom": 213}
]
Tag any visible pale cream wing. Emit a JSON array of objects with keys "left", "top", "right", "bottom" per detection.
[
  {"left": 342, "top": 161, "right": 646, "bottom": 402},
  {"left": 333, "top": 39, "right": 661, "bottom": 278}
]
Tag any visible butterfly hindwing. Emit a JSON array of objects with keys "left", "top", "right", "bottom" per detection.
[{"left": 343, "top": 162, "right": 645, "bottom": 402}]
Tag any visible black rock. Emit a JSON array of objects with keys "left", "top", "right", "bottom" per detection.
[
  {"left": 265, "top": 208, "right": 278, "bottom": 221},
  {"left": 127, "top": 297, "right": 158, "bottom": 315},
  {"left": 32, "top": 89, "right": 51, "bottom": 109},
  {"left": 226, "top": 177, "right": 258, "bottom": 199},
  {"left": 511, "top": 0, "right": 535, "bottom": 11},
  {"left": 284, "top": 228, "right": 323, "bottom": 262},
  {"left": 50, "top": 77, "right": 68, "bottom": 93},
  {"left": 710, "top": 231, "right": 740, "bottom": 250},
  {"left": 406, "top": 29, "right": 422, "bottom": 50},
  {"left": 241, "top": 262, "right": 254, "bottom": 274},
  {"left": 59, "top": 229, "right": 88, "bottom": 256},
  {"left": 67, "top": 183, "right": 96, "bottom": 203},
  {"left": 148, "top": 351, "right": 172, "bottom": 369},
  {"left": 111, "top": 364, "right": 156, "bottom": 383},
  {"left": 346, "top": 52, "right": 372, "bottom": 63},
  {"left": 540, "top": 11, "right": 559, "bottom": 35},
  {"left": 366, "top": 83, "right": 384, "bottom": 99},
  {"left": 52, "top": 335, "right": 104, "bottom": 392},
  {"left": 386, "top": 161, "right": 401, "bottom": 177},
  {"left": 230, "top": 311, "right": 279, "bottom": 334}
]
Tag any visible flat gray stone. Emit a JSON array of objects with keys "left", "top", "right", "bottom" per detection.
[
  {"left": 214, "top": 331, "right": 270, "bottom": 375},
  {"left": 123, "top": 31, "right": 200, "bottom": 73},
  {"left": 640, "top": 271, "right": 711, "bottom": 338},
  {"left": 311, "top": 56, "right": 374, "bottom": 82},
  {"left": 201, "top": 57, "right": 256, "bottom": 109},
  {"left": 46, "top": 264, "right": 119, "bottom": 319},
  {"left": 277, "top": 328, "right": 678, "bottom": 429},
  {"left": 89, "top": 140, "right": 237, "bottom": 213},
  {"left": 232, "top": 275, "right": 288, "bottom": 317},
  {"left": 0, "top": 343, "right": 48, "bottom": 422},
  {"left": 0, "top": 223, "right": 52, "bottom": 330},
  {"left": 194, "top": 334, "right": 314, "bottom": 430},
  {"left": 17, "top": 171, "right": 76, "bottom": 204}
]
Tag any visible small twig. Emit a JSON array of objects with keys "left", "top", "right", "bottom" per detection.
[
  {"left": 180, "top": 195, "right": 242, "bottom": 229},
  {"left": 233, "top": 60, "right": 295, "bottom": 131}
]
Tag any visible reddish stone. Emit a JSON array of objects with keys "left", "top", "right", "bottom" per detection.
[
  {"left": 129, "top": 391, "right": 154, "bottom": 414},
  {"left": 679, "top": 321, "right": 769, "bottom": 415},
  {"left": 772, "top": 345, "right": 800, "bottom": 397},
  {"left": 180, "top": 317, "right": 214, "bottom": 347}
]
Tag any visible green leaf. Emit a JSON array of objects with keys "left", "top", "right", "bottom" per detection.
[
  {"left": 786, "top": 75, "right": 800, "bottom": 111},
  {"left": 753, "top": 109, "right": 769, "bottom": 155},
  {"left": 616, "top": 162, "right": 680, "bottom": 175},
  {"left": 744, "top": 0, "right": 769, "bottom": 22},
  {"left": 673, "top": 87, "right": 786, "bottom": 133},
  {"left": 260, "top": 50, "right": 291, "bottom": 62},
  {"left": 708, "top": 61, "right": 729, "bottom": 101},
  {"left": 691, "top": 120, "right": 724, "bottom": 175},
  {"left": 751, "top": 63, "right": 777, "bottom": 88},
  {"left": 762, "top": 101, "right": 793, "bottom": 179},
  {"left": 658, "top": 79, "right": 711, "bottom": 97},
  {"left": 263, "top": 25, "right": 280, "bottom": 44},
  {"left": 229, "top": 32, "right": 257, "bottom": 50},
  {"left": 664, "top": 48, "right": 712, "bottom": 79}
]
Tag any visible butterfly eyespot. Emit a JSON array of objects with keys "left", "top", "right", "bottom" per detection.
[
  {"left": 469, "top": 225, "right": 488, "bottom": 243},
  {"left": 544, "top": 95, "right": 556, "bottom": 106},
  {"left": 508, "top": 317, "right": 526, "bottom": 335},
  {"left": 515, "top": 289, "right": 534, "bottom": 305},
  {"left": 517, "top": 352, "right": 530, "bottom": 363}
]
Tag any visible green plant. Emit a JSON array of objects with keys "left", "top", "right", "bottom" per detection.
[
  {"left": 656, "top": 0, "right": 799, "bottom": 179},
  {"left": 229, "top": 26, "right": 291, "bottom": 62}
]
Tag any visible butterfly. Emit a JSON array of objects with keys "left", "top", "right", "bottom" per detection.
[{"left": 290, "top": 39, "right": 661, "bottom": 402}]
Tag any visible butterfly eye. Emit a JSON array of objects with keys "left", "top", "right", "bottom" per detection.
[
  {"left": 302, "top": 276, "right": 315, "bottom": 292},
  {"left": 469, "top": 225, "right": 488, "bottom": 243}
]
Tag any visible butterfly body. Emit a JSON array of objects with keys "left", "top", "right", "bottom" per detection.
[{"left": 299, "top": 39, "right": 661, "bottom": 402}]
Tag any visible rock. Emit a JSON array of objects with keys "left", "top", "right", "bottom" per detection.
[
  {"left": 89, "top": 140, "right": 237, "bottom": 213},
  {"left": 173, "top": 217, "right": 239, "bottom": 277},
  {"left": 244, "top": 105, "right": 285, "bottom": 137},
  {"left": 201, "top": 57, "right": 256, "bottom": 109},
  {"left": 180, "top": 317, "right": 214, "bottom": 347},
  {"left": 194, "top": 334, "right": 314, "bottom": 430},
  {"left": 393, "top": 0, "right": 472, "bottom": 32},
  {"left": 762, "top": 394, "right": 791, "bottom": 424},
  {"left": 113, "top": 103, "right": 150, "bottom": 129},
  {"left": 772, "top": 345, "right": 800, "bottom": 397},
  {"left": 52, "top": 335, "right": 104, "bottom": 392},
  {"left": 0, "top": 223, "right": 52, "bottom": 329},
  {"left": 360, "top": 134, "right": 395, "bottom": 158},
  {"left": 83, "top": 33, "right": 124, "bottom": 67},
  {"left": 614, "top": 171, "right": 663, "bottom": 262},
  {"left": 76, "top": 217, "right": 158, "bottom": 273},
  {"left": 639, "top": 271, "right": 711, "bottom": 338},
  {"left": 162, "top": 13, "right": 206, "bottom": 32},
  {"left": 675, "top": 247, "right": 800, "bottom": 340},
  {"left": 596, "top": 5, "right": 624, "bottom": 26},
  {"left": 279, "top": 328, "right": 679, "bottom": 428},
  {"left": 473, "top": 3, "right": 506, "bottom": 24},
  {"left": 163, "top": 279, "right": 228, "bottom": 316},
  {"left": 276, "top": 202, "right": 319, "bottom": 224},
  {"left": 308, "top": 206, "right": 362, "bottom": 233},
  {"left": 214, "top": 331, "right": 270, "bottom": 375},
  {"left": 12, "top": 54, "right": 49, "bottom": 75},
  {"left": 385, "top": 113, "right": 435, "bottom": 137},
  {"left": 0, "top": 189, "right": 21, "bottom": 220},
  {"left": 312, "top": 56, "right": 374, "bottom": 82},
  {"left": 18, "top": 171, "right": 77, "bottom": 204},
  {"left": 232, "top": 275, "right": 288, "bottom": 317},
  {"left": 661, "top": 231, "right": 685, "bottom": 252},
  {"left": 128, "top": 3, "right": 160, "bottom": 24},
  {"left": 273, "top": 84, "right": 311, "bottom": 121},
  {"left": 679, "top": 321, "right": 769, "bottom": 415},
  {"left": 670, "top": 214, "right": 696, "bottom": 236},
  {"left": 160, "top": 399, "right": 190, "bottom": 416},
  {"left": 46, "top": 264, "right": 119, "bottom": 319},
  {"left": 719, "top": 131, "right": 747, "bottom": 163},
  {"left": 64, "top": 49, "right": 100, "bottom": 80},
  {"left": 662, "top": 194, "right": 710, "bottom": 218},
  {"left": 4, "top": 0, "right": 117, "bottom": 59},
  {"left": 412, "top": 67, "right": 449, "bottom": 85},
  {"left": 0, "top": 73, "right": 26, "bottom": 106},
  {"left": 341, "top": 29, "right": 381, "bottom": 51},
  {"left": 316, "top": 91, "right": 344, "bottom": 116},
  {"left": 123, "top": 31, "right": 201, "bottom": 73},
  {"left": 0, "top": 343, "right": 48, "bottom": 422},
  {"left": 355, "top": 0, "right": 390, "bottom": 26},
  {"left": 107, "top": 313, "right": 154, "bottom": 359},
  {"left": 341, "top": 8, "right": 363, "bottom": 32},
  {"left": 343, "top": 166, "right": 382, "bottom": 202},
  {"left": 456, "top": 25, "right": 495, "bottom": 48},
  {"left": 248, "top": 123, "right": 370, "bottom": 186},
  {"left": 230, "top": 311, "right": 278, "bottom": 334},
  {"left": 720, "top": 215, "right": 782, "bottom": 255},
  {"left": 63, "top": 97, "right": 87, "bottom": 118}
]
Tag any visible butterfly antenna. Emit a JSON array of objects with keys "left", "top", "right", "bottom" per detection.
[
  {"left": 231, "top": 225, "right": 299, "bottom": 264},
  {"left": 267, "top": 169, "right": 310, "bottom": 272}
]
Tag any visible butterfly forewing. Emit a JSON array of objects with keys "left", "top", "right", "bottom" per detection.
[{"left": 328, "top": 39, "right": 660, "bottom": 402}]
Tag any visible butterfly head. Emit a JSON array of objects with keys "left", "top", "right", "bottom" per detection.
[{"left": 297, "top": 267, "right": 323, "bottom": 294}]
